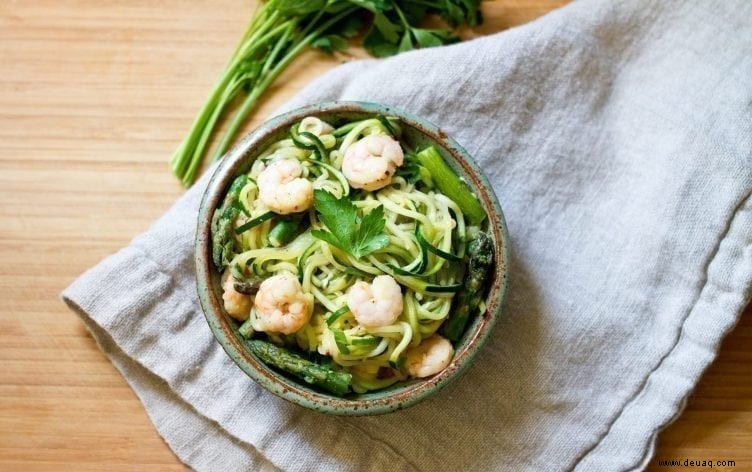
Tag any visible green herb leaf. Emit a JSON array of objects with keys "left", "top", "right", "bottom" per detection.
[
  {"left": 372, "top": 13, "right": 400, "bottom": 42},
  {"left": 434, "top": 0, "right": 483, "bottom": 27},
  {"left": 399, "top": 2, "right": 427, "bottom": 24},
  {"left": 346, "top": 0, "right": 391, "bottom": 13},
  {"left": 363, "top": 12, "right": 403, "bottom": 57},
  {"left": 310, "top": 228, "right": 345, "bottom": 251},
  {"left": 440, "top": 1, "right": 466, "bottom": 26},
  {"left": 411, "top": 28, "right": 458, "bottom": 48},
  {"left": 333, "top": 14, "right": 365, "bottom": 38},
  {"left": 275, "top": 0, "right": 327, "bottom": 16},
  {"left": 458, "top": 0, "right": 484, "bottom": 26},
  {"left": 363, "top": 25, "right": 400, "bottom": 57},
  {"left": 312, "top": 34, "right": 350, "bottom": 54},
  {"left": 398, "top": 30, "right": 413, "bottom": 53},
  {"left": 312, "top": 189, "right": 390, "bottom": 259},
  {"left": 313, "top": 189, "right": 356, "bottom": 246},
  {"left": 357, "top": 204, "right": 390, "bottom": 255}
]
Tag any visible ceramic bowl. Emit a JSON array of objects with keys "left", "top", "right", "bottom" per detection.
[{"left": 195, "top": 101, "right": 509, "bottom": 415}]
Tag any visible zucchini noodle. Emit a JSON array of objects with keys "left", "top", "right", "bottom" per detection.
[{"left": 216, "top": 115, "right": 474, "bottom": 393}]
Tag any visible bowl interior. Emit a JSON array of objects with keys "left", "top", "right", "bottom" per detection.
[{"left": 196, "top": 101, "right": 509, "bottom": 415}]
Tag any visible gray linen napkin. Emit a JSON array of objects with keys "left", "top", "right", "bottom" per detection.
[{"left": 63, "top": 0, "right": 752, "bottom": 470}]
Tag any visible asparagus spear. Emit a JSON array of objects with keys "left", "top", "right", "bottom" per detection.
[
  {"left": 211, "top": 175, "right": 247, "bottom": 268},
  {"left": 238, "top": 319, "right": 254, "bottom": 339},
  {"left": 441, "top": 232, "right": 494, "bottom": 342},
  {"left": 246, "top": 339, "right": 352, "bottom": 396},
  {"left": 416, "top": 146, "right": 486, "bottom": 225}
]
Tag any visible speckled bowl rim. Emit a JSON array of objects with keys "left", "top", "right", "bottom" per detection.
[{"left": 196, "top": 101, "right": 510, "bottom": 416}]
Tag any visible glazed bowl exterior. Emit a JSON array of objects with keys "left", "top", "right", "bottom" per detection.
[{"left": 196, "top": 101, "right": 509, "bottom": 415}]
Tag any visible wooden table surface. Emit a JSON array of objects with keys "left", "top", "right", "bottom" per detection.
[{"left": 1, "top": 1, "right": 749, "bottom": 470}]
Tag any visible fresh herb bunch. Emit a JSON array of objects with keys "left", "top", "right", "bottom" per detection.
[{"left": 170, "top": 0, "right": 482, "bottom": 186}]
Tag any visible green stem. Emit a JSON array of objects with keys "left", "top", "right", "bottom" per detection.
[
  {"left": 180, "top": 20, "right": 295, "bottom": 185},
  {"left": 169, "top": 62, "right": 236, "bottom": 177},
  {"left": 211, "top": 7, "right": 358, "bottom": 162},
  {"left": 203, "top": 23, "right": 295, "bottom": 168},
  {"left": 233, "top": 10, "right": 283, "bottom": 64},
  {"left": 181, "top": 76, "right": 246, "bottom": 185},
  {"left": 171, "top": 10, "right": 283, "bottom": 183},
  {"left": 232, "top": 2, "right": 272, "bottom": 58},
  {"left": 207, "top": 76, "right": 271, "bottom": 164},
  {"left": 261, "top": 22, "right": 295, "bottom": 78},
  {"left": 392, "top": 2, "right": 411, "bottom": 30}
]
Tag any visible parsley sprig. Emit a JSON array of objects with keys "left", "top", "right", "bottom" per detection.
[
  {"left": 363, "top": 0, "right": 481, "bottom": 57},
  {"left": 311, "top": 189, "right": 390, "bottom": 259},
  {"left": 170, "top": 0, "right": 483, "bottom": 186}
]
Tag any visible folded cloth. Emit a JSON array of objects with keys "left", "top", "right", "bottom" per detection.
[{"left": 63, "top": 0, "right": 752, "bottom": 470}]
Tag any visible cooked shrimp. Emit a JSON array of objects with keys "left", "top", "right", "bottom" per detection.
[
  {"left": 257, "top": 159, "right": 313, "bottom": 214},
  {"left": 342, "top": 135, "right": 404, "bottom": 191},
  {"left": 221, "top": 270, "right": 252, "bottom": 321},
  {"left": 346, "top": 275, "right": 403, "bottom": 328},
  {"left": 299, "top": 116, "right": 334, "bottom": 136},
  {"left": 252, "top": 272, "right": 313, "bottom": 335},
  {"left": 405, "top": 334, "right": 454, "bottom": 378}
]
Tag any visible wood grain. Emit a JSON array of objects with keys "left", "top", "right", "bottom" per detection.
[{"left": 0, "top": 1, "right": 748, "bottom": 470}]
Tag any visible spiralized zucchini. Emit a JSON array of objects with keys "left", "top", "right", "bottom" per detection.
[{"left": 215, "top": 115, "right": 481, "bottom": 393}]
